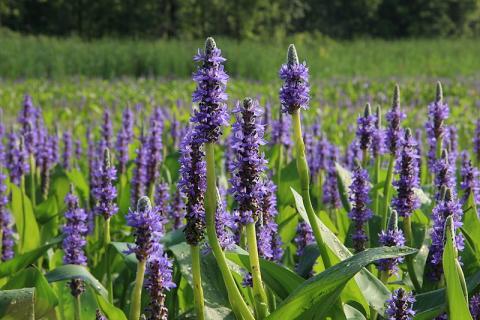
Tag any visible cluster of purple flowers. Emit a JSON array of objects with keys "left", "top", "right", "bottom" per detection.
[
  {"left": 294, "top": 221, "right": 314, "bottom": 257},
  {"left": 376, "top": 211, "right": 406, "bottom": 275},
  {"left": 322, "top": 143, "right": 341, "bottom": 209},
  {"left": 385, "top": 288, "right": 415, "bottom": 320},
  {"left": 0, "top": 172, "right": 14, "bottom": 261},
  {"left": 356, "top": 103, "right": 377, "bottom": 152},
  {"left": 460, "top": 151, "right": 480, "bottom": 206},
  {"left": 6, "top": 132, "right": 30, "bottom": 185},
  {"left": 371, "top": 105, "right": 386, "bottom": 157},
  {"left": 425, "top": 82, "right": 449, "bottom": 169},
  {"left": 433, "top": 150, "right": 456, "bottom": 200},
  {"left": 93, "top": 149, "right": 118, "bottom": 220},
  {"left": 270, "top": 112, "right": 292, "bottom": 152},
  {"left": 385, "top": 85, "right": 406, "bottom": 156},
  {"left": 131, "top": 131, "right": 149, "bottom": 206}
]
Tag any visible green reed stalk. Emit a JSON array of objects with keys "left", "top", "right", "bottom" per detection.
[
  {"left": 382, "top": 154, "right": 395, "bottom": 230},
  {"left": 191, "top": 245, "right": 205, "bottom": 320},
  {"left": 129, "top": 259, "right": 146, "bottom": 320}
]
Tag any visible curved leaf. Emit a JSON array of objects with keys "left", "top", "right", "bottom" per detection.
[
  {"left": 10, "top": 183, "right": 40, "bottom": 253},
  {"left": 0, "top": 288, "right": 35, "bottom": 320},
  {"left": 94, "top": 291, "right": 127, "bottom": 320}
]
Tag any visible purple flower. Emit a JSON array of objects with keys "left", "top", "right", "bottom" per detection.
[
  {"left": 444, "top": 126, "right": 458, "bottom": 168},
  {"left": 345, "top": 140, "right": 362, "bottom": 170},
  {"left": 229, "top": 98, "right": 267, "bottom": 225},
  {"left": 96, "top": 310, "right": 107, "bottom": 320},
  {"left": 147, "top": 115, "right": 164, "bottom": 185},
  {"left": 385, "top": 288, "right": 415, "bottom": 320},
  {"left": 242, "top": 272, "right": 253, "bottom": 288},
  {"left": 170, "top": 189, "right": 185, "bottom": 230},
  {"left": 356, "top": 103, "right": 376, "bottom": 152},
  {"left": 115, "top": 128, "right": 129, "bottom": 175},
  {"left": 294, "top": 221, "right": 314, "bottom": 257},
  {"left": 348, "top": 164, "right": 373, "bottom": 253},
  {"left": 144, "top": 252, "right": 176, "bottom": 320},
  {"left": 215, "top": 187, "right": 236, "bottom": 251},
  {"left": 425, "top": 82, "right": 449, "bottom": 169},
  {"left": 385, "top": 85, "right": 406, "bottom": 155},
  {"left": 126, "top": 196, "right": 164, "bottom": 261},
  {"left": 93, "top": 149, "right": 118, "bottom": 220},
  {"left": 323, "top": 143, "right": 341, "bottom": 209},
  {"left": 154, "top": 182, "right": 170, "bottom": 218},
  {"left": 62, "top": 130, "right": 72, "bottom": 170},
  {"left": 131, "top": 131, "right": 149, "bottom": 206},
  {"left": 191, "top": 37, "right": 229, "bottom": 144},
  {"left": 371, "top": 105, "right": 386, "bottom": 157},
  {"left": 470, "top": 294, "right": 480, "bottom": 319},
  {"left": 316, "top": 134, "right": 330, "bottom": 172},
  {"left": 18, "top": 95, "right": 37, "bottom": 155},
  {"left": 6, "top": 132, "right": 30, "bottom": 186},
  {"left": 101, "top": 109, "right": 113, "bottom": 150},
  {"left": 428, "top": 189, "right": 464, "bottom": 280},
  {"left": 376, "top": 210, "right": 406, "bottom": 275},
  {"left": 74, "top": 139, "right": 82, "bottom": 162},
  {"left": 38, "top": 133, "right": 55, "bottom": 199},
  {"left": 270, "top": 112, "right": 292, "bottom": 151},
  {"left": 279, "top": 44, "right": 310, "bottom": 114},
  {"left": 473, "top": 119, "right": 480, "bottom": 164},
  {"left": 391, "top": 129, "right": 420, "bottom": 218},
  {"left": 178, "top": 129, "right": 206, "bottom": 246},
  {"left": 0, "top": 172, "right": 14, "bottom": 261},
  {"left": 434, "top": 150, "right": 456, "bottom": 201},
  {"left": 460, "top": 151, "right": 480, "bottom": 206},
  {"left": 122, "top": 107, "right": 134, "bottom": 143},
  {"left": 415, "top": 129, "right": 423, "bottom": 180},
  {"left": 62, "top": 186, "right": 88, "bottom": 297}
]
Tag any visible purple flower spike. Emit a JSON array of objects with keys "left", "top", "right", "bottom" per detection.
[
  {"left": 473, "top": 119, "right": 480, "bottom": 164},
  {"left": 62, "top": 185, "right": 88, "bottom": 297},
  {"left": 345, "top": 140, "right": 362, "bottom": 170},
  {"left": 215, "top": 187, "right": 236, "bottom": 251},
  {"left": 178, "top": 129, "right": 206, "bottom": 246},
  {"left": 191, "top": 37, "right": 229, "bottom": 144},
  {"left": 294, "top": 221, "right": 314, "bottom": 257},
  {"left": 101, "top": 109, "right": 113, "bottom": 150},
  {"left": 18, "top": 95, "right": 37, "bottom": 155},
  {"left": 371, "top": 105, "right": 386, "bottom": 157},
  {"left": 122, "top": 107, "right": 134, "bottom": 143},
  {"left": 62, "top": 130, "right": 73, "bottom": 170},
  {"left": 147, "top": 115, "right": 164, "bottom": 184},
  {"left": 270, "top": 112, "right": 292, "bottom": 151},
  {"left": 229, "top": 98, "right": 267, "bottom": 225},
  {"left": 428, "top": 188, "right": 464, "bottom": 280},
  {"left": 434, "top": 150, "right": 456, "bottom": 201},
  {"left": 170, "top": 189, "right": 185, "bottom": 230},
  {"left": 392, "top": 129, "right": 420, "bottom": 218},
  {"left": 131, "top": 130, "right": 149, "bottom": 206},
  {"left": 0, "top": 172, "right": 14, "bottom": 261},
  {"left": 144, "top": 252, "right": 175, "bottom": 320},
  {"left": 385, "top": 85, "right": 406, "bottom": 155},
  {"left": 356, "top": 103, "right": 377, "bottom": 152},
  {"left": 6, "top": 133, "right": 30, "bottom": 186},
  {"left": 470, "top": 294, "right": 480, "bottom": 319},
  {"left": 376, "top": 210, "right": 406, "bottom": 275},
  {"left": 93, "top": 149, "right": 118, "bottom": 220},
  {"left": 460, "top": 151, "right": 480, "bottom": 206},
  {"left": 126, "top": 196, "right": 164, "bottom": 261},
  {"left": 279, "top": 44, "right": 310, "bottom": 114},
  {"left": 154, "top": 182, "right": 170, "bottom": 218},
  {"left": 323, "top": 143, "right": 341, "bottom": 209},
  {"left": 348, "top": 163, "right": 373, "bottom": 253},
  {"left": 74, "top": 139, "right": 82, "bottom": 161},
  {"left": 385, "top": 288, "right": 415, "bottom": 320},
  {"left": 115, "top": 128, "right": 129, "bottom": 175},
  {"left": 425, "top": 82, "right": 449, "bottom": 169}
]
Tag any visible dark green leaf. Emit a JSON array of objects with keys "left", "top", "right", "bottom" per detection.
[{"left": 0, "top": 288, "right": 35, "bottom": 320}]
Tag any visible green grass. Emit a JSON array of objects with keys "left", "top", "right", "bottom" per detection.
[{"left": 1, "top": 31, "right": 480, "bottom": 80}]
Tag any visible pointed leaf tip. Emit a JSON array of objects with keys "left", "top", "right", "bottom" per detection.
[{"left": 287, "top": 44, "right": 299, "bottom": 65}]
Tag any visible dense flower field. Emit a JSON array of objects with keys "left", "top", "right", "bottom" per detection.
[{"left": 1, "top": 38, "right": 480, "bottom": 320}]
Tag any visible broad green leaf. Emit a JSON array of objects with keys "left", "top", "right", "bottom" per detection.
[
  {"left": 65, "top": 169, "right": 90, "bottom": 206},
  {"left": 295, "top": 244, "right": 319, "bottom": 278},
  {"left": 94, "top": 290, "right": 127, "bottom": 320},
  {"left": 0, "top": 288, "right": 35, "bottom": 320},
  {"left": 2, "top": 267, "right": 58, "bottom": 318},
  {"left": 344, "top": 304, "right": 366, "bottom": 320},
  {"left": 291, "top": 187, "right": 393, "bottom": 316},
  {"left": 266, "top": 246, "right": 416, "bottom": 319},
  {"left": 45, "top": 264, "right": 108, "bottom": 298},
  {"left": 442, "top": 216, "right": 472, "bottom": 320},
  {"left": 109, "top": 241, "right": 138, "bottom": 272},
  {"left": 10, "top": 183, "right": 41, "bottom": 253},
  {"left": 0, "top": 237, "right": 62, "bottom": 278},
  {"left": 161, "top": 229, "right": 186, "bottom": 248},
  {"left": 335, "top": 162, "right": 352, "bottom": 212}
]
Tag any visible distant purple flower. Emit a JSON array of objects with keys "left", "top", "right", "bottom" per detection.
[
  {"left": 434, "top": 150, "right": 456, "bottom": 201},
  {"left": 294, "top": 221, "right": 314, "bottom": 257},
  {"left": 474, "top": 119, "right": 480, "bottom": 164},
  {"left": 460, "top": 151, "right": 480, "bottom": 206},
  {"left": 147, "top": 117, "right": 163, "bottom": 185},
  {"left": 371, "top": 106, "right": 386, "bottom": 157},
  {"left": 345, "top": 140, "right": 362, "bottom": 170},
  {"left": 425, "top": 82, "right": 449, "bottom": 169},
  {"left": 74, "top": 139, "right": 82, "bottom": 162},
  {"left": 6, "top": 133, "right": 30, "bottom": 186},
  {"left": 0, "top": 172, "right": 14, "bottom": 261},
  {"left": 178, "top": 129, "right": 206, "bottom": 246},
  {"left": 376, "top": 211, "right": 405, "bottom": 275},
  {"left": 385, "top": 288, "right": 415, "bottom": 320},
  {"left": 215, "top": 187, "right": 235, "bottom": 251},
  {"left": 270, "top": 112, "right": 292, "bottom": 151},
  {"left": 96, "top": 310, "right": 107, "bottom": 320},
  {"left": 93, "top": 149, "right": 118, "bottom": 220},
  {"left": 154, "top": 182, "right": 170, "bottom": 218},
  {"left": 144, "top": 252, "right": 175, "bottom": 320},
  {"left": 323, "top": 143, "right": 341, "bottom": 209},
  {"left": 122, "top": 107, "right": 134, "bottom": 142},
  {"left": 444, "top": 126, "right": 458, "bottom": 167},
  {"left": 62, "top": 131, "right": 72, "bottom": 170},
  {"left": 115, "top": 129, "right": 129, "bottom": 174},
  {"left": 428, "top": 189, "right": 464, "bottom": 280},
  {"left": 126, "top": 196, "right": 164, "bottom": 261},
  {"left": 229, "top": 98, "right": 267, "bottom": 225},
  {"left": 50, "top": 130, "right": 59, "bottom": 165},
  {"left": 101, "top": 109, "right": 113, "bottom": 150},
  {"left": 18, "top": 95, "right": 37, "bottom": 155},
  {"left": 131, "top": 132, "right": 149, "bottom": 206},
  {"left": 348, "top": 164, "right": 373, "bottom": 252},
  {"left": 279, "top": 44, "right": 310, "bottom": 114},
  {"left": 170, "top": 189, "right": 185, "bottom": 230},
  {"left": 392, "top": 129, "right": 420, "bottom": 218},
  {"left": 242, "top": 272, "right": 253, "bottom": 288},
  {"left": 470, "top": 294, "right": 480, "bottom": 319},
  {"left": 62, "top": 186, "right": 88, "bottom": 296},
  {"left": 356, "top": 104, "right": 376, "bottom": 152},
  {"left": 191, "top": 37, "right": 229, "bottom": 144},
  {"left": 38, "top": 134, "right": 55, "bottom": 198},
  {"left": 415, "top": 129, "right": 423, "bottom": 180},
  {"left": 316, "top": 134, "right": 330, "bottom": 172},
  {"left": 385, "top": 85, "right": 406, "bottom": 155}
]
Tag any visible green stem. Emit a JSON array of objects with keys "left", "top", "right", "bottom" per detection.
[
  {"left": 362, "top": 149, "right": 369, "bottom": 169},
  {"left": 291, "top": 111, "right": 332, "bottom": 268},
  {"left": 20, "top": 176, "right": 26, "bottom": 254},
  {"left": 104, "top": 218, "right": 113, "bottom": 303},
  {"left": 205, "top": 143, "right": 254, "bottom": 320},
  {"left": 129, "top": 259, "right": 146, "bottom": 320},
  {"left": 29, "top": 155, "right": 36, "bottom": 208},
  {"left": 380, "top": 270, "right": 389, "bottom": 284},
  {"left": 373, "top": 155, "right": 381, "bottom": 216},
  {"left": 246, "top": 223, "right": 269, "bottom": 319},
  {"left": 191, "top": 245, "right": 205, "bottom": 320},
  {"left": 403, "top": 216, "right": 421, "bottom": 291},
  {"left": 382, "top": 154, "right": 395, "bottom": 230},
  {"left": 74, "top": 294, "right": 81, "bottom": 320},
  {"left": 277, "top": 144, "right": 283, "bottom": 188}
]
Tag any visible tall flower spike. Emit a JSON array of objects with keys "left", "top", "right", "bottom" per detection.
[
  {"left": 425, "top": 81, "right": 449, "bottom": 169},
  {"left": 376, "top": 210, "right": 406, "bottom": 275},
  {"left": 62, "top": 130, "right": 72, "bottom": 170},
  {"left": 294, "top": 221, "right": 314, "bottom": 257},
  {"left": 170, "top": 189, "right": 185, "bottom": 230},
  {"left": 62, "top": 185, "right": 88, "bottom": 297},
  {"left": 279, "top": 44, "right": 310, "bottom": 114},
  {"left": 470, "top": 294, "right": 480, "bottom": 319},
  {"left": 323, "top": 143, "right": 341, "bottom": 209},
  {"left": 385, "top": 84, "right": 406, "bottom": 155},
  {"left": 474, "top": 119, "right": 480, "bottom": 164},
  {"left": 191, "top": 37, "right": 229, "bottom": 144},
  {"left": 356, "top": 103, "right": 376, "bottom": 153},
  {"left": 270, "top": 111, "right": 292, "bottom": 151},
  {"left": 371, "top": 105, "right": 386, "bottom": 157},
  {"left": 428, "top": 188, "right": 464, "bottom": 280},
  {"left": 229, "top": 98, "right": 267, "bottom": 225},
  {"left": 7, "top": 135, "right": 30, "bottom": 186},
  {"left": 93, "top": 148, "right": 118, "bottom": 220},
  {"left": 460, "top": 151, "right": 480, "bottom": 206},
  {"left": 348, "top": 162, "right": 373, "bottom": 252},
  {"left": 147, "top": 114, "right": 164, "bottom": 184},
  {"left": 131, "top": 129, "right": 149, "bottom": 206},
  {"left": 0, "top": 172, "right": 14, "bottom": 261},
  {"left": 178, "top": 129, "right": 206, "bottom": 246},
  {"left": 101, "top": 109, "right": 113, "bottom": 150},
  {"left": 154, "top": 181, "right": 170, "bottom": 219},
  {"left": 391, "top": 129, "right": 420, "bottom": 218},
  {"left": 385, "top": 288, "right": 415, "bottom": 320},
  {"left": 126, "top": 196, "right": 164, "bottom": 261},
  {"left": 215, "top": 187, "right": 236, "bottom": 251},
  {"left": 434, "top": 149, "right": 456, "bottom": 201}
]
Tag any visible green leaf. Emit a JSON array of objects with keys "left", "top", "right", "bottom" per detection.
[
  {"left": 295, "top": 244, "right": 319, "bottom": 278},
  {"left": 290, "top": 187, "right": 395, "bottom": 316},
  {"left": 65, "top": 169, "right": 90, "bottom": 206},
  {"left": 0, "top": 288, "right": 35, "bottom": 320},
  {"left": 266, "top": 246, "right": 416, "bottom": 319},
  {"left": 2, "top": 267, "right": 58, "bottom": 318},
  {"left": 94, "top": 291, "right": 127, "bottom": 320},
  {"left": 442, "top": 216, "right": 472, "bottom": 320},
  {"left": 109, "top": 242, "right": 138, "bottom": 272},
  {"left": 10, "top": 183, "right": 41, "bottom": 252},
  {"left": 45, "top": 265, "right": 108, "bottom": 298},
  {"left": 0, "top": 237, "right": 62, "bottom": 278},
  {"left": 335, "top": 162, "right": 352, "bottom": 212}
]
